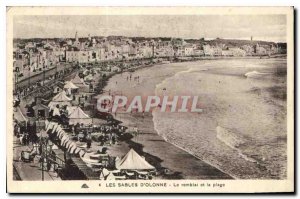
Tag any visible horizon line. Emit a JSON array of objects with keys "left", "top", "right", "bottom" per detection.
[{"left": 13, "top": 36, "right": 286, "bottom": 43}]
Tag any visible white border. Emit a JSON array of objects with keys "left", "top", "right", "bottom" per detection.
[{"left": 0, "top": 1, "right": 298, "bottom": 197}]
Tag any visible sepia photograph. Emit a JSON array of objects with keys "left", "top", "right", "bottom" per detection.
[{"left": 6, "top": 6, "right": 294, "bottom": 193}]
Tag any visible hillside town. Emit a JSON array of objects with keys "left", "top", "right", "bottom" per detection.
[{"left": 12, "top": 32, "right": 287, "bottom": 181}]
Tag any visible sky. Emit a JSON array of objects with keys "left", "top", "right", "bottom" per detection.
[{"left": 13, "top": 15, "right": 287, "bottom": 42}]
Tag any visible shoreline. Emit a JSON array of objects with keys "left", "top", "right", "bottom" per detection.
[
  {"left": 152, "top": 120, "right": 237, "bottom": 179},
  {"left": 99, "top": 56, "right": 286, "bottom": 179},
  {"left": 97, "top": 61, "right": 233, "bottom": 179},
  {"left": 114, "top": 112, "right": 233, "bottom": 179},
  {"left": 13, "top": 57, "right": 285, "bottom": 180}
]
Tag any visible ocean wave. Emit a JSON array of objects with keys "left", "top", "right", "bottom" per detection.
[
  {"left": 244, "top": 71, "right": 272, "bottom": 78},
  {"left": 216, "top": 126, "right": 257, "bottom": 163},
  {"left": 152, "top": 115, "right": 237, "bottom": 179},
  {"left": 154, "top": 67, "right": 194, "bottom": 95}
]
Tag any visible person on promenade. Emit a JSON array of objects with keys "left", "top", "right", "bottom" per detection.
[{"left": 86, "top": 133, "right": 92, "bottom": 149}]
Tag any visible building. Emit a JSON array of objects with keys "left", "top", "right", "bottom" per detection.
[
  {"left": 203, "top": 45, "right": 214, "bottom": 56},
  {"left": 228, "top": 47, "right": 246, "bottom": 57},
  {"left": 32, "top": 98, "right": 50, "bottom": 119},
  {"left": 241, "top": 45, "right": 254, "bottom": 56},
  {"left": 254, "top": 44, "right": 267, "bottom": 55},
  {"left": 66, "top": 50, "right": 79, "bottom": 63},
  {"left": 184, "top": 44, "right": 194, "bottom": 56},
  {"left": 221, "top": 50, "right": 233, "bottom": 57},
  {"left": 193, "top": 48, "right": 204, "bottom": 56}
]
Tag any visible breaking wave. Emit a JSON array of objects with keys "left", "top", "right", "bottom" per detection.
[
  {"left": 244, "top": 71, "right": 272, "bottom": 78},
  {"left": 216, "top": 126, "right": 257, "bottom": 163}
]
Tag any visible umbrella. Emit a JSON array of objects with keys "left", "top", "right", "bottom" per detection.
[
  {"left": 50, "top": 124, "right": 58, "bottom": 134},
  {"left": 65, "top": 140, "right": 72, "bottom": 149},
  {"left": 79, "top": 150, "right": 86, "bottom": 157},
  {"left": 74, "top": 147, "right": 81, "bottom": 154},
  {"left": 57, "top": 129, "right": 64, "bottom": 138},
  {"left": 46, "top": 122, "right": 54, "bottom": 132},
  {"left": 45, "top": 120, "right": 49, "bottom": 129},
  {"left": 61, "top": 135, "right": 69, "bottom": 146},
  {"left": 56, "top": 125, "right": 62, "bottom": 134},
  {"left": 68, "top": 142, "right": 77, "bottom": 153}
]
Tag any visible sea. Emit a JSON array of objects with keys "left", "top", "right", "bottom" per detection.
[{"left": 105, "top": 58, "right": 287, "bottom": 179}]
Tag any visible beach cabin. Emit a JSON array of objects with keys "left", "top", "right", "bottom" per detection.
[
  {"left": 53, "top": 82, "right": 64, "bottom": 94},
  {"left": 32, "top": 97, "right": 49, "bottom": 119},
  {"left": 53, "top": 86, "right": 63, "bottom": 94}
]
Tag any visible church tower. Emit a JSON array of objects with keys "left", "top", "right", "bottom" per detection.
[{"left": 75, "top": 31, "right": 78, "bottom": 42}]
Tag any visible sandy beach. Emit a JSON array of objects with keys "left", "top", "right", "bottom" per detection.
[{"left": 102, "top": 58, "right": 287, "bottom": 179}]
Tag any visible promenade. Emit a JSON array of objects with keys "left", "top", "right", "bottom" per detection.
[{"left": 13, "top": 136, "right": 61, "bottom": 181}]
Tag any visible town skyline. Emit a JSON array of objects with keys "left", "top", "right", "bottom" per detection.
[{"left": 13, "top": 15, "right": 287, "bottom": 42}]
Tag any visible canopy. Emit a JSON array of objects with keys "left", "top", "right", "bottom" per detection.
[
  {"left": 52, "top": 91, "right": 72, "bottom": 102},
  {"left": 68, "top": 106, "right": 92, "bottom": 125},
  {"left": 69, "top": 107, "right": 90, "bottom": 119},
  {"left": 46, "top": 121, "right": 85, "bottom": 155},
  {"left": 52, "top": 107, "right": 61, "bottom": 117},
  {"left": 66, "top": 106, "right": 77, "bottom": 115},
  {"left": 100, "top": 168, "right": 110, "bottom": 180},
  {"left": 71, "top": 74, "right": 88, "bottom": 87},
  {"left": 116, "top": 149, "right": 155, "bottom": 170},
  {"left": 48, "top": 101, "right": 71, "bottom": 111},
  {"left": 48, "top": 91, "right": 72, "bottom": 110},
  {"left": 105, "top": 172, "right": 116, "bottom": 180},
  {"left": 64, "top": 81, "right": 79, "bottom": 89}
]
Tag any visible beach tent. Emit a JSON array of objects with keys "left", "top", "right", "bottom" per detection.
[
  {"left": 48, "top": 91, "right": 72, "bottom": 110},
  {"left": 52, "top": 107, "right": 61, "bottom": 117},
  {"left": 105, "top": 172, "right": 116, "bottom": 180},
  {"left": 99, "top": 168, "right": 112, "bottom": 180},
  {"left": 68, "top": 106, "right": 92, "bottom": 125},
  {"left": 66, "top": 106, "right": 77, "bottom": 116},
  {"left": 116, "top": 149, "right": 155, "bottom": 170},
  {"left": 52, "top": 91, "right": 72, "bottom": 102},
  {"left": 64, "top": 81, "right": 79, "bottom": 95},
  {"left": 64, "top": 81, "right": 79, "bottom": 89},
  {"left": 71, "top": 74, "right": 89, "bottom": 92},
  {"left": 71, "top": 74, "right": 88, "bottom": 88}
]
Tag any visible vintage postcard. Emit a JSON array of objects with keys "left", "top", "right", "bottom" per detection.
[{"left": 7, "top": 7, "right": 294, "bottom": 193}]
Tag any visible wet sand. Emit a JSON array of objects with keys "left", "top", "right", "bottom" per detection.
[{"left": 113, "top": 112, "right": 233, "bottom": 179}]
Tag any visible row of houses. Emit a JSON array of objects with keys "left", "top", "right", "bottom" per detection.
[{"left": 13, "top": 33, "right": 285, "bottom": 73}]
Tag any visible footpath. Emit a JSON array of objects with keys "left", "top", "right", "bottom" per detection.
[{"left": 13, "top": 136, "right": 61, "bottom": 181}]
